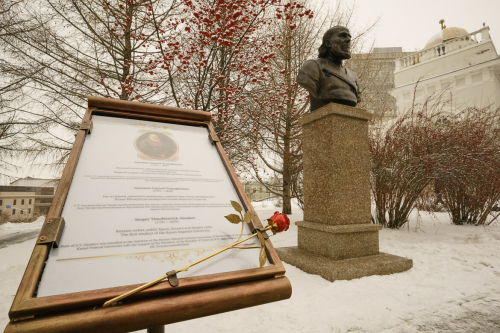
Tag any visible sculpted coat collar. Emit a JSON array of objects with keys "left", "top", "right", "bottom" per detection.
[{"left": 317, "top": 58, "right": 359, "bottom": 95}]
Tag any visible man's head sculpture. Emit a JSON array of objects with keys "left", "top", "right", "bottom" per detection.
[
  {"left": 297, "top": 26, "right": 361, "bottom": 111},
  {"left": 319, "top": 26, "right": 352, "bottom": 61}
]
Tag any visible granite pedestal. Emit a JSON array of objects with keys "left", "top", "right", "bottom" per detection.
[{"left": 276, "top": 103, "right": 412, "bottom": 281}]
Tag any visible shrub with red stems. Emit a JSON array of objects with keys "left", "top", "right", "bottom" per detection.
[{"left": 370, "top": 92, "right": 500, "bottom": 228}]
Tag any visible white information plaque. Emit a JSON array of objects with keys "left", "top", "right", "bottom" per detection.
[{"left": 37, "top": 116, "right": 265, "bottom": 297}]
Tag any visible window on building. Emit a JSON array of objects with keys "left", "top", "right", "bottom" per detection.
[
  {"left": 28, "top": 208, "right": 31, "bottom": 214},
  {"left": 415, "top": 90, "right": 423, "bottom": 98},
  {"left": 13, "top": 209, "right": 16, "bottom": 214},
  {"left": 0, "top": 199, "right": 2, "bottom": 206},
  {"left": 471, "top": 73, "right": 482, "bottom": 83},
  {"left": 427, "top": 85, "right": 436, "bottom": 94},
  {"left": 456, "top": 77, "right": 465, "bottom": 86},
  {"left": 441, "top": 81, "right": 450, "bottom": 89},
  {"left": 41, "top": 187, "right": 54, "bottom": 195},
  {"left": 20, "top": 210, "right": 23, "bottom": 214},
  {"left": 21, "top": 199, "right": 25, "bottom": 205},
  {"left": 13, "top": 199, "right": 17, "bottom": 205},
  {"left": 29, "top": 199, "right": 32, "bottom": 205}
]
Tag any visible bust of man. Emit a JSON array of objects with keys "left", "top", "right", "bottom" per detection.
[{"left": 297, "top": 26, "right": 361, "bottom": 111}]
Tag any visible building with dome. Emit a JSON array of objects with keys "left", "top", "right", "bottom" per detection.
[{"left": 391, "top": 21, "right": 500, "bottom": 114}]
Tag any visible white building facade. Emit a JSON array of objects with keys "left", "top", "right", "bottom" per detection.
[
  {"left": 392, "top": 24, "right": 500, "bottom": 114},
  {"left": 0, "top": 177, "right": 57, "bottom": 221}
]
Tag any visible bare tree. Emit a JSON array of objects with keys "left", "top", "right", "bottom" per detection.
[
  {"left": 237, "top": 0, "right": 320, "bottom": 214},
  {"left": 0, "top": 111, "right": 22, "bottom": 181},
  {"left": 0, "top": 0, "right": 180, "bottom": 170},
  {"left": 141, "top": 0, "right": 312, "bottom": 169},
  {"left": 237, "top": 0, "right": 379, "bottom": 214},
  {"left": 1, "top": 0, "right": 307, "bottom": 174},
  {"left": 0, "top": 0, "right": 37, "bottom": 181}
]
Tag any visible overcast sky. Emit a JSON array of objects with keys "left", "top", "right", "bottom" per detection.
[{"left": 337, "top": 0, "right": 500, "bottom": 52}]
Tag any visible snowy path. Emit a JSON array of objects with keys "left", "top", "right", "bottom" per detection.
[
  {"left": 1, "top": 208, "right": 500, "bottom": 333},
  {"left": 0, "top": 231, "right": 40, "bottom": 250}
]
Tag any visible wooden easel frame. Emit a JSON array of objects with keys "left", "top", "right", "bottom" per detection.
[{"left": 5, "top": 97, "right": 291, "bottom": 333}]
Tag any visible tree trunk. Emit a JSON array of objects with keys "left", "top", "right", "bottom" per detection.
[
  {"left": 282, "top": 115, "right": 292, "bottom": 214},
  {"left": 120, "top": 4, "right": 133, "bottom": 100}
]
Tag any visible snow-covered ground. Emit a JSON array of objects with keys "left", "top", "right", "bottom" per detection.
[
  {"left": 1, "top": 204, "right": 500, "bottom": 333},
  {"left": 0, "top": 217, "right": 44, "bottom": 250}
]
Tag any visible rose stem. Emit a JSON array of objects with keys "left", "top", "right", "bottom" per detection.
[
  {"left": 235, "top": 211, "right": 245, "bottom": 242},
  {"left": 103, "top": 225, "right": 272, "bottom": 308},
  {"left": 236, "top": 222, "right": 244, "bottom": 242}
]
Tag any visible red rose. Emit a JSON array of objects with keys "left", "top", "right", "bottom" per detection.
[{"left": 268, "top": 211, "right": 290, "bottom": 235}]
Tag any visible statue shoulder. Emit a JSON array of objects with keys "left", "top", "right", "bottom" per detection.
[
  {"left": 297, "top": 59, "right": 323, "bottom": 97},
  {"left": 300, "top": 59, "right": 322, "bottom": 73},
  {"left": 298, "top": 59, "right": 323, "bottom": 84}
]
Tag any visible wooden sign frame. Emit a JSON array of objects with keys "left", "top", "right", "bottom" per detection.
[{"left": 5, "top": 97, "right": 291, "bottom": 333}]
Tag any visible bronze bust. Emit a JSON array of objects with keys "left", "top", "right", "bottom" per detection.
[{"left": 297, "top": 26, "right": 361, "bottom": 111}]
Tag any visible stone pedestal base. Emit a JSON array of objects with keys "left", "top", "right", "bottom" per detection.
[
  {"left": 297, "top": 222, "right": 382, "bottom": 261},
  {"left": 276, "top": 247, "right": 413, "bottom": 282}
]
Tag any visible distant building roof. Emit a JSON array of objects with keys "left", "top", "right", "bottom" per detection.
[
  {"left": 374, "top": 47, "right": 403, "bottom": 53},
  {"left": 10, "top": 177, "right": 58, "bottom": 187}
]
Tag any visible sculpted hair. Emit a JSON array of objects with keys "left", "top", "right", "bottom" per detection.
[{"left": 318, "top": 26, "right": 348, "bottom": 58}]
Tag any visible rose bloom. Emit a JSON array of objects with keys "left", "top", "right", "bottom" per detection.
[{"left": 268, "top": 211, "right": 290, "bottom": 234}]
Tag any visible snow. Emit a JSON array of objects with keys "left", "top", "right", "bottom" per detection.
[
  {"left": 0, "top": 217, "right": 46, "bottom": 331},
  {"left": 0, "top": 217, "right": 44, "bottom": 240},
  {"left": 1, "top": 206, "right": 500, "bottom": 332},
  {"left": 425, "top": 31, "right": 443, "bottom": 48}
]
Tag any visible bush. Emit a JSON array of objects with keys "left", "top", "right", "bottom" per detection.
[
  {"left": 436, "top": 106, "right": 500, "bottom": 225},
  {"left": 370, "top": 97, "right": 445, "bottom": 228},
  {"left": 414, "top": 182, "right": 446, "bottom": 212},
  {"left": 370, "top": 92, "right": 500, "bottom": 228},
  {"left": 0, "top": 212, "right": 10, "bottom": 224}
]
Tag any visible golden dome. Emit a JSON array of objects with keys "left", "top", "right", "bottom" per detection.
[{"left": 424, "top": 27, "right": 468, "bottom": 49}]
